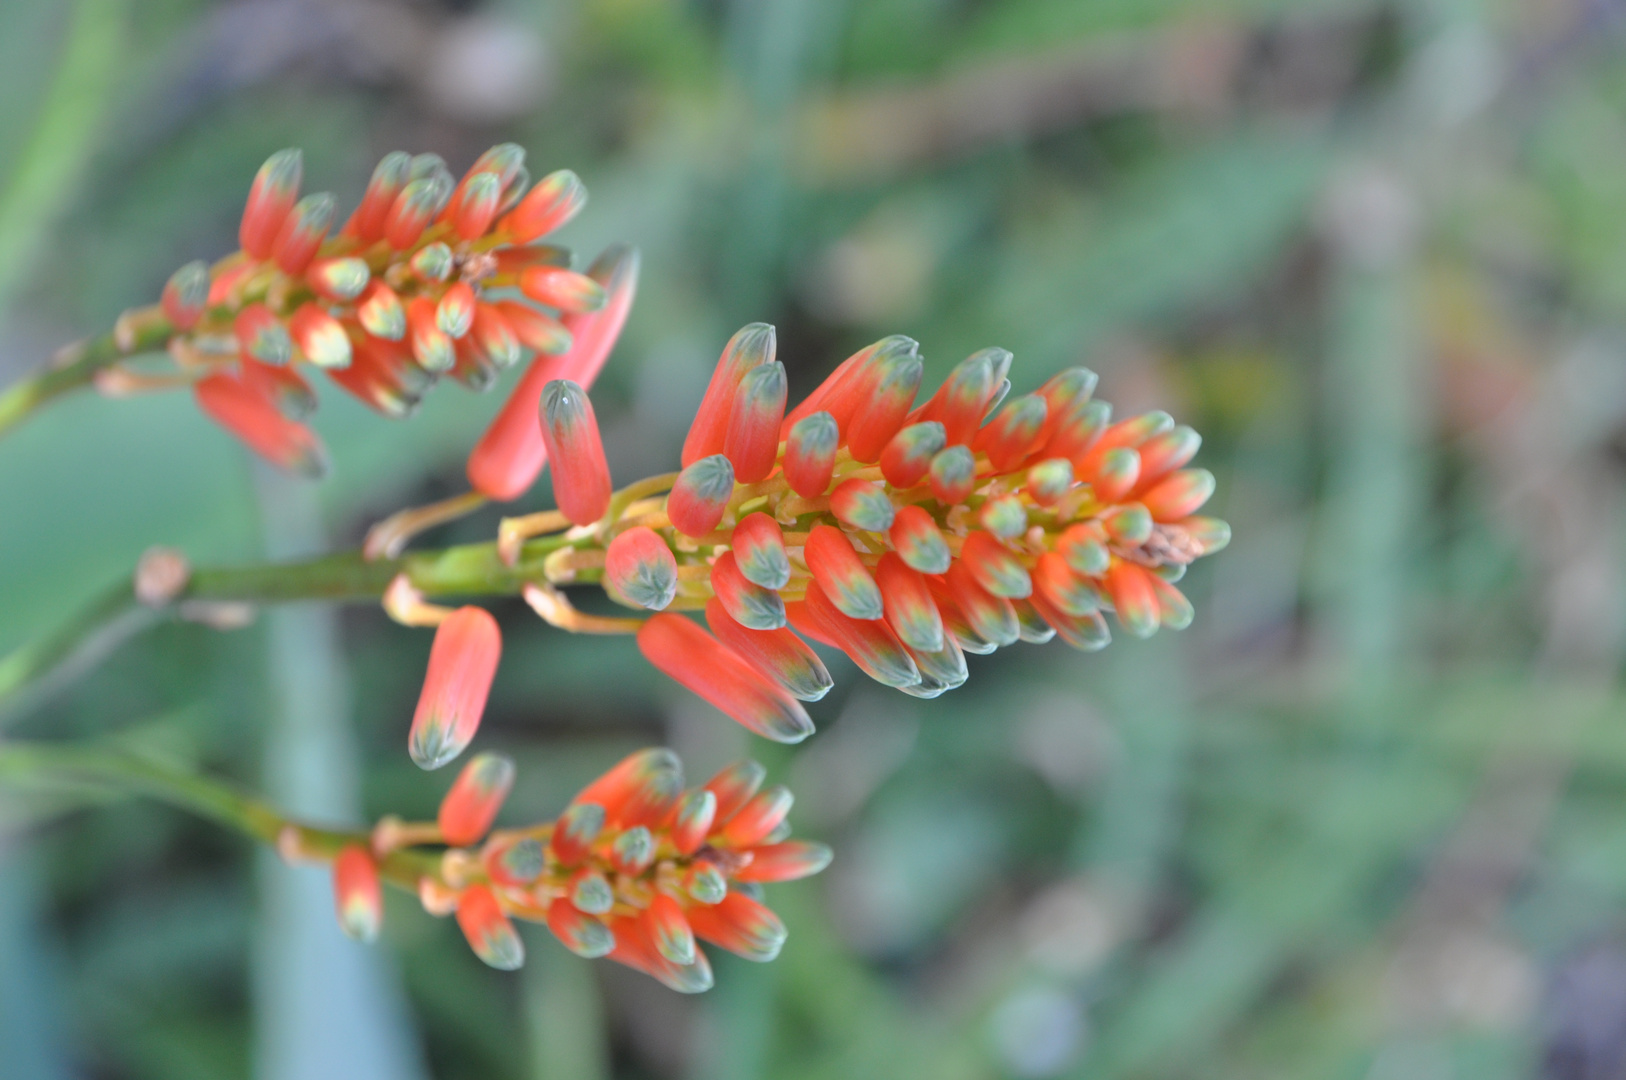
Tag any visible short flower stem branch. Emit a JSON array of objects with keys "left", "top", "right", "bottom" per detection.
[
  {"left": 0, "top": 741, "right": 439, "bottom": 891},
  {"left": 0, "top": 311, "right": 176, "bottom": 440}
]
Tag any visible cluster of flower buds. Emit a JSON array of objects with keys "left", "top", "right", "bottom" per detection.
[
  {"left": 391, "top": 322, "right": 1228, "bottom": 773},
  {"left": 135, "top": 144, "right": 626, "bottom": 477},
  {"left": 329, "top": 749, "right": 828, "bottom": 990}
]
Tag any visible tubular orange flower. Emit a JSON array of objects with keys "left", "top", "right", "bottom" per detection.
[
  {"left": 438, "top": 752, "right": 516, "bottom": 847},
  {"left": 408, "top": 606, "right": 502, "bottom": 769},
  {"left": 239, "top": 148, "right": 302, "bottom": 259},
  {"left": 332, "top": 845, "right": 383, "bottom": 943},
  {"left": 804, "top": 524, "right": 882, "bottom": 620},
  {"left": 782, "top": 411, "right": 838, "bottom": 498},
  {"left": 710, "top": 551, "right": 786, "bottom": 630},
  {"left": 723, "top": 361, "right": 788, "bottom": 483},
  {"left": 502, "top": 168, "right": 586, "bottom": 243},
  {"left": 705, "top": 599, "right": 833, "bottom": 701},
  {"left": 193, "top": 372, "right": 326, "bottom": 478},
  {"left": 539, "top": 379, "right": 612, "bottom": 526},
  {"left": 637, "top": 614, "right": 813, "bottom": 743}
]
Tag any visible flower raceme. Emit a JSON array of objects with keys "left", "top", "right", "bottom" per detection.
[
  {"left": 122, "top": 144, "right": 628, "bottom": 478},
  {"left": 390, "top": 322, "right": 1228, "bottom": 772},
  {"left": 338, "top": 749, "right": 830, "bottom": 990}
]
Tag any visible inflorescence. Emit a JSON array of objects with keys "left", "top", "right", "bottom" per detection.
[
  {"left": 117, "top": 145, "right": 629, "bottom": 478},
  {"left": 323, "top": 748, "right": 827, "bottom": 987}
]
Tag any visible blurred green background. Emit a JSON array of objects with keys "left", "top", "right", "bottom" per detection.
[{"left": 4, "top": 0, "right": 1625, "bottom": 1077}]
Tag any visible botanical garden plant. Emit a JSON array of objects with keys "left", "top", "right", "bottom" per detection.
[{"left": 0, "top": 145, "right": 1229, "bottom": 990}]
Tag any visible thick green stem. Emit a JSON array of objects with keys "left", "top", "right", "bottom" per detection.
[
  {"left": 0, "top": 313, "right": 176, "bottom": 440},
  {"left": 0, "top": 741, "right": 438, "bottom": 890}
]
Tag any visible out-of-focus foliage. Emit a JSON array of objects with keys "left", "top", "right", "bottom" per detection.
[{"left": 6, "top": 0, "right": 1626, "bottom": 1078}]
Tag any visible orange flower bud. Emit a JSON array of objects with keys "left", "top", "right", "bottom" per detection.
[
  {"left": 648, "top": 893, "right": 696, "bottom": 965},
  {"left": 572, "top": 748, "right": 684, "bottom": 828},
  {"left": 548, "top": 802, "right": 605, "bottom": 866},
  {"left": 733, "top": 840, "right": 833, "bottom": 883},
  {"left": 789, "top": 582, "right": 920, "bottom": 689},
  {"left": 710, "top": 551, "right": 785, "bottom": 630},
  {"left": 960, "top": 530, "right": 1031, "bottom": 598},
  {"left": 723, "top": 361, "right": 788, "bottom": 483},
  {"left": 705, "top": 599, "right": 833, "bottom": 702},
  {"left": 502, "top": 168, "right": 586, "bottom": 243},
  {"left": 453, "top": 171, "right": 502, "bottom": 241},
  {"left": 685, "top": 892, "right": 786, "bottom": 963},
  {"left": 332, "top": 844, "right": 382, "bottom": 942},
  {"left": 547, "top": 897, "right": 615, "bottom": 957},
  {"left": 915, "top": 347, "right": 1009, "bottom": 446},
  {"left": 844, "top": 347, "right": 923, "bottom": 462},
  {"left": 1140, "top": 468, "right": 1216, "bottom": 522},
  {"left": 875, "top": 552, "right": 944, "bottom": 653},
  {"left": 193, "top": 372, "right": 327, "bottom": 477},
  {"left": 879, "top": 421, "right": 946, "bottom": 488},
  {"left": 731, "top": 513, "right": 790, "bottom": 590},
  {"left": 782, "top": 411, "right": 838, "bottom": 498},
  {"left": 636, "top": 614, "right": 814, "bottom": 743},
  {"left": 271, "top": 192, "right": 335, "bottom": 274},
  {"left": 1104, "top": 560, "right": 1160, "bottom": 639},
  {"left": 667, "top": 455, "right": 735, "bottom": 538},
  {"left": 539, "top": 380, "right": 612, "bottom": 526},
  {"left": 344, "top": 151, "right": 410, "bottom": 242},
  {"left": 234, "top": 303, "right": 291, "bottom": 365},
  {"left": 888, "top": 505, "right": 951, "bottom": 574},
  {"left": 407, "top": 297, "right": 455, "bottom": 373},
  {"left": 520, "top": 266, "right": 607, "bottom": 313},
  {"left": 408, "top": 606, "right": 502, "bottom": 769},
  {"left": 356, "top": 281, "right": 406, "bottom": 340},
  {"left": 288, "top": 303, "right": 351, "bottom": 369},
  {"left": 457, "top": 884, "right": 524, "bottom": 970},
  {"left": 804, "top": 524, "right": 882, "bottom": 620},
  {"left": 160, "top": 261, "right": 209, "bottom": 330},
  {"left": 668, "top": 788, "right": 717, "bottom": 856},
  {"left": 927, "top": 445, "right": 976, "bottom": 504}
]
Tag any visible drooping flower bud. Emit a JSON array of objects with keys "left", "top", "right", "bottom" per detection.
[
  {"left": 539, "top": 379, "right": 612, "bottom": 526},
  {"left": 888, "top": 505, "right": 951, "bottom": 574},
  {"left": 502, "top": 168, "right": 587, "bottom": 243},
  {"left": 609, "top": 913, "right": 715, "bottom": 992},
  {"left": 636, "top": 614, "right": 814, "bottom": 743},
  {"left": 804, "top": 524, "right": 882, "bottom": 620},
  {"left": 1033, "top": 551, "right": 1100, "bottom": 616},
  {"left": 457, "top": 884, "right": 525, "bottom": 970},
  {"left": 647, "top": 893, "right": 697, "bottom": 965},
  {"left": 289, "top": 303, "right": 352, "bottom": 369},
  {"left": 960, "top": 531, "right": 1031, "bottom": 598},
  {"left": 332, "top": 845, "right": 383, "bottom": 942},
  {"left": 782, "top": 411, "right": 838, "bottom": 498},
  {"left": 604, "top": 526, "right": 678, "bottom": 610},
  {"left": 193, "top": 372, "right": 327, "bottom": 477},
  {"left": 1027, "top": 590, "right": 1111, "bottom": 652},
  {"left": 160, "top": 261, "right": 209, "bottom": 329},
  {"left": 1140, "top": 468, "right": 1216, "bottom": 521},
  {"left": 437, "top": 751, "right": 515, "bottom": 846},
  {"left": 710, "top": 551, "right": 785, "bottom": 630},
  {"left": 492, "top": 300, "right": 570, "bottom": 354},
  {"left": 705, "top": 600, "right": 833, "bottom": 702},
  {"left": 1149, "top": 573, "right": 1195, "bottom": 630},
  {"left": 829, "top": 478, "right": 895, "bottom": 533},
  {"left": 1104, "top": 560, "right": 1160, "bottom": 639},
  {"left": 789, "top": 584, "right": 920, "bottom": 689},
  {"left": 547, "top": 897, "right": 616, "bottom": 957},
  {"left": 684, "top": 892, "right": 787, "bottom": 963},
  {"left": 733, "top": 840, "right": 833, "bottom": 883},
  {"left": 731, "top": 513, "right": 790, "bottom": 590},
  {"left": 521, "top": 266, "right": 607, "bottom": 313},
  {"left": 408, "top": 606, "right": 502, "bottom": 770},
  {"left": 682, "top": 323, "right": 776, "bottom": 468},
  {"left": 470, "top": 304, "right": 522, "bottom": 369},
  {"left": 875, "top": 553, "right": 944, "bottom": 653},
  {"left": 723, "top": 361, "right": 787, "bottom": 484},
  {"left": 239, "top": 148, "right": 302, "bottom": 259},
  {"left": 240, "top": 359, "right": 316, "bottom": 419},
  {"left": 667, "top": 454, "right": 735, "bottom": 538},
  {"left": 943, "top": 562, "right": 1020, "bottom": 647},
  {"left": 879, "top": 421, "right": 946, "bottom": 488}
]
